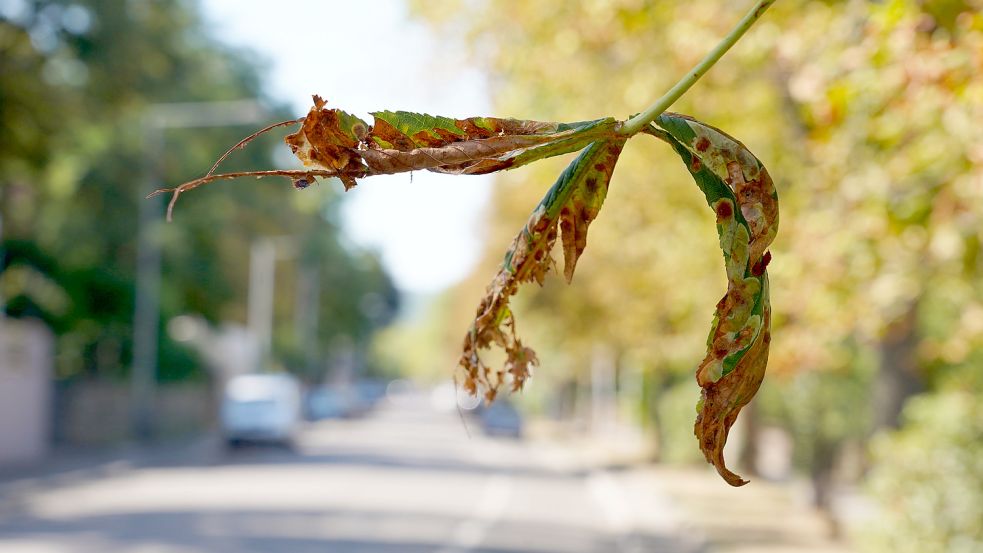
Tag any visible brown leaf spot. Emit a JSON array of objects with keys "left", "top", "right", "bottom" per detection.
[
  {"left": 532, "top": 216, "right": 552, "bottom": 234},
  {"left": 695, "top": 136, "right": 711, "bottom": 152},
  {"left": 751, "top": 250, "right": 772, "bottom": 276},
  {"left": 434, "top": 127, "right": 466, "bottom": 142},
  {"left": 584, "top": 177, "right": 598, "bottom": 195},
  {"left": 370, "top": 118, "right": 416, "bottom": 151},
  {"left": 690, "top": 154, "right": 702, "bottom": 173},
  {"left": 715, "top": 201, "right": 733, "bottom": 220},
  {"left": 411, "top": 128, "right": 452, "bottom": 147},
  {"left": 455, "top": 119, "right": 498, "bottom": 140}
]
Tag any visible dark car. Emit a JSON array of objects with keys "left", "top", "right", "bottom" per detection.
[{"left": 478, "top": 400, "right": 523, "bottom": 438}]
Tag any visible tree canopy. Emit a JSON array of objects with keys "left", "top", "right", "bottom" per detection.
[
  {"left": 0, "top": 0, "right": 397, "bottom": 382},
  {"left": 415, "top": 0, "right": 982, "bottom": 546}
]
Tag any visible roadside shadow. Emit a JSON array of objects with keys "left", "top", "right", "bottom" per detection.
[{"left": 0, "top": 507, "right": 697, "bottom": 553}]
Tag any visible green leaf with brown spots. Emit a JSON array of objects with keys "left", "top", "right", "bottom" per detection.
[
  {"left": 557, "top": 140, "right": 626, "bottom": 282},
  {"left": 459, "top": 139, "right": 626, "bottom": 401},
  {"left": 651, "top": 112, "right": 779, "bottom": 487}
]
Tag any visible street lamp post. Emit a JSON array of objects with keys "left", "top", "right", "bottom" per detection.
[
  {"left": 132, "top": 100, "right": 270, "bottom": 440},
  {"left": 0, "top": 214, "right": 5, "bottom": 316},
  {"left": 247, "top": 236, "right": 297, "bottom": 373}
]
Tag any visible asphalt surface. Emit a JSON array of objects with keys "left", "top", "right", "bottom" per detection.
[{"left": 0, "top": 391, "right": 701, "bottom": 553}]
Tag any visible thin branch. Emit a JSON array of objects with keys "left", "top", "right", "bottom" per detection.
[
  {"left": 619, "top": 0, "right": 778, "bottom": 135},
  {"left": 206, "top": 118, "right": 304, "bottom": 177},
  {"left": 148, "top": 169, "right": 340, "bottom": 221}
]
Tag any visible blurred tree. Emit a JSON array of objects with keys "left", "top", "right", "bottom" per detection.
[
  {"left": 414, "top": 0, "right": 983, "bottom": 534},
  {"left": 0, "top": 0, "right": 396, "bottom": 383}
]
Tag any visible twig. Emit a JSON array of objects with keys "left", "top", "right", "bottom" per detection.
[
  {"left": 206, "top": 118, "right": 304, "bottom": 177},
  {"left": 619, "top": 0, "right": 778, "bottom": 135},
  {"left": 148, "top": 169, "right": 339, "bottom": 221}
]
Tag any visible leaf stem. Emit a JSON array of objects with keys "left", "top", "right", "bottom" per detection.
[{"left": 619, "top": 0, "right": 778, "bottom": 135}]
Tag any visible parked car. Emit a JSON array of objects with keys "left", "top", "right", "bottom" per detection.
[
  {"left": 353, "top": 378, "right": 389, "bottom": 409},
  {"left": 220, "top": 373, "right": 301, "bottom": 447},
  {"left": 478, "top": 399, "right": 523, "bottom": 438},
  {"left": 305, "top": 386, "right": 357, "bottom": 420}
]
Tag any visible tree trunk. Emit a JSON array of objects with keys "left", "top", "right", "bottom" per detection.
[
  {"left": 810, "top": 435, "right": 840, "bottom": 537},
  {"left": 873, "top": 305, "right": 922, "bottom": 431},
  {"left": 738, "top": 400, "right": 760, "bottom": 478},
  {"left": 643, "top": 369, "right": 667, "bottom": 463}
]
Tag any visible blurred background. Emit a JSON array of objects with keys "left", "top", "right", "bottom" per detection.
[{"left": 1, "top": 0, "right": 981, "bottom": 552}]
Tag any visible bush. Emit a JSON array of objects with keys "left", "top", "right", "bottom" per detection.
[{"left": 862, "top": 391, "right": 983, "bottom": 553}]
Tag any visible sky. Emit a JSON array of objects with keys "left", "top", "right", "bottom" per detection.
[{"left": 200, "top": 0, "right": 493, "bottom": 294}]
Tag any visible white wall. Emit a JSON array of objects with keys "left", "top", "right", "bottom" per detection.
[{"left": 0, "top": 318, "right": 53, "bottom": 466}]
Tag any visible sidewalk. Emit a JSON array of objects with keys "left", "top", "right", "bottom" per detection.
[
  {"left": 628, "top": 465, "right": 852, "bottom": 553},
  {"left": 0, "top": 434, "right": 218, "bottom": 505},
  {"left": 531, "top": 425, "right": 854, "bottom": 553}
]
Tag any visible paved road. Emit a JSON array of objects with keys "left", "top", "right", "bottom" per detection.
[{"left": 0, "top": 392, "right": 699, "bottom": 553}]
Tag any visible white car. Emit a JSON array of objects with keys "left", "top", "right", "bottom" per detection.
[{"left": 220, "top": 373, "right": 301, "bottom": 447}]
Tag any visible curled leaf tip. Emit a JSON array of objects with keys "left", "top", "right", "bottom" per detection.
[
  {"left": 655, "top": 112, "right": 778, "bottom": 487},
  {"left": 696, "top": 403, "right": 751, "bottom": 485}
]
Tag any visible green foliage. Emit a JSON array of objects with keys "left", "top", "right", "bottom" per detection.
[
  {"left": 655, "top": 378, "right": 712, "bottom": 465},
  {"left": 862, "top": 391, "right": 983, "bottom": 552},
  {"left": 413, "top": 0, "right": 983, "bottom": 516},
  {"left": 0, "top": 1, "right": 396, "bottom": 382},
  {"left": 783, "top": 369, "right": 871, "bottom": 469}
]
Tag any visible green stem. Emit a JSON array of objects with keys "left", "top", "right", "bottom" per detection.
[{"left": 619, "top": 0, "right": 778, "bottom": 135}]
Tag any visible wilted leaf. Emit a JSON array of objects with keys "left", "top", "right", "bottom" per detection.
[
  {"left": 285, "top": 96, "right": 619, "bottom": 187},
  {"left": 652, "top": 113, "right": 779, "bottom": 487},
  {"left": 460, "top": 138, "right": 626, "bottom": 400}
]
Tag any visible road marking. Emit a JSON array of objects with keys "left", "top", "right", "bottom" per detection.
[
  {"left": 587, "top": 471, "right": 664, "bottom": 553},
  {"left": 436, "top": 473, "right": 513, "bottom": 553},
  {"left": 588, "top": 470, "right": 633, "bottom": 533}
]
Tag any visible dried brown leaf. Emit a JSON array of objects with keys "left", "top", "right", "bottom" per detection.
[{"left": 459, "top": 139, "right": 625, "bottom": 400}]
